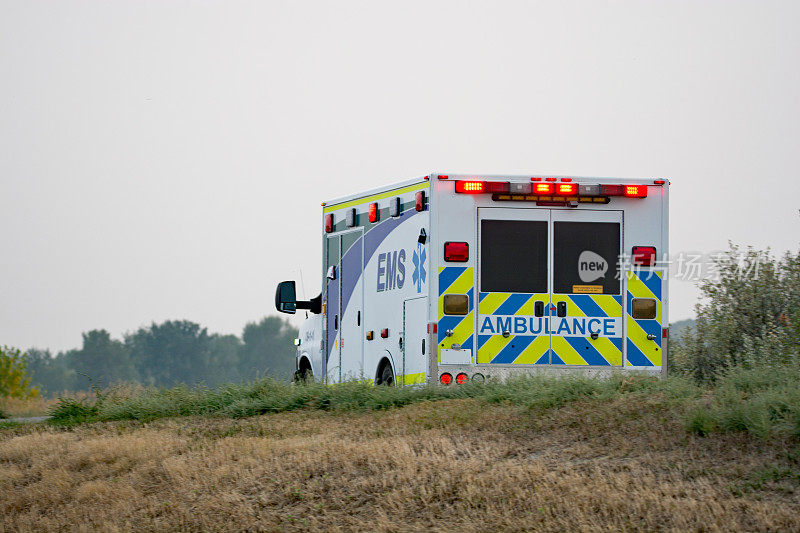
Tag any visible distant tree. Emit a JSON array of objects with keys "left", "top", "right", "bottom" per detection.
[
  {"left": 126, "top": 320, "right": 212, "bottom": 386},
  {"left": 0, "top": 346, "right": 39, "bottom": 399},
  {"left": 207, "top": 334, "right": 242, "bottom": 385},
  {"left": 25, "top": 348, "right": 78, "bottom": 395},
  {"left": 239, "top": 317, "right": 298, "bottom": 380},
  {"left": 69, "top": 330, "right": 137, "bottom": 389}
]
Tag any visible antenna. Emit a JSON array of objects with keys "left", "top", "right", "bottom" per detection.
[{"left": 298, "top": 268, "right": 308, "bottom": 318}]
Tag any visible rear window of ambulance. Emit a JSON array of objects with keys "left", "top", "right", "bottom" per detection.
[
  {"left": 553, "top": 221, "right": 620, "bottom": 295},
  {"left": 480, "top": 220, "right": 547, "bottom": 293}
]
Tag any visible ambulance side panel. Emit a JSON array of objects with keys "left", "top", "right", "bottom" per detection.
[{"left": 321, "top": 181, "right": 431, "bottom": 384}]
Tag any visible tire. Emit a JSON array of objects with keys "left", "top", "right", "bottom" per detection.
[
  {"left": 294, "top": 359, "right": 313, "bottom": 384},
  {"left": 376, "top": 361, "right": 395, "bottom": 386}
]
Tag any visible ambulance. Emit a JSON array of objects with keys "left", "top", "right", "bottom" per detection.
[{"left": 275, "top": 174, "right": 668, "bottom": 385}]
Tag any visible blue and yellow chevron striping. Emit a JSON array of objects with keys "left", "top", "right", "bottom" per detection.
[
  {"left": 476, "top": 292, "right": 550, "bottom": 364},
  {"left": 438, "top": 267, "right": 475, "bottom": 360},
  {"left": 625, "top": 270, "right": 663, "bottom": 366}
]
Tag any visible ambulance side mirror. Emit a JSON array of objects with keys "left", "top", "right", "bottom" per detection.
[{"left": 275, "top": 281, "right": 297, "bottom": 314}]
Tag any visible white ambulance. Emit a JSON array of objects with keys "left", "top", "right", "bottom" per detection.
[{"left": 276, "top": 174, "right": 668, "bottom": 385}]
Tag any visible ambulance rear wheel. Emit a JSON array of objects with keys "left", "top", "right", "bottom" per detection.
[{"left": 376, "top": 361, "right": 395, "bottom": 386}]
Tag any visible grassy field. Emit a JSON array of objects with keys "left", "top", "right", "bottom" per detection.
[{"left": 2, "top": 370, "right": 800, "bottom": 531}]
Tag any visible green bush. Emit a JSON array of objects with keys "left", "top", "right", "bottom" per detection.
[{"left": 671, "top": 245, "right": 800, "bottom": 383}]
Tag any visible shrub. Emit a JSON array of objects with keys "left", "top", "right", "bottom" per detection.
[
  {"left": 671, "top": 245, "right": 800, "bottom": 383},
  {"left": 0, "top": 346, "right": 39, "bottom": 399}
]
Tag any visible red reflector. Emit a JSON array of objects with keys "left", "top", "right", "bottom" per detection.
[
  {"left": 456, "top": 373, "right": 468, "bottom": 384},
  {"left": 439, "top": 373, "right": 452, "bottom": 385},
  {"left": 545, "top": 177, "right": 557, "bottom": 182},
  {"left": 654, "top": 179, "right": 666, "bottom": 185},
  {"left": 600, "top": 184, "right": 624, "bottom": 196},
  {"left": 324, "top": 214, "right": 333, "bottom": 233},
  {"left": 368, "top": 202, "right": 379, "bottom": 223},
  {"left": 555, "top": 183, "right": 578, "bottom": 196},
  {"left": 663, "top": 328, "right": 668, "bottom": 338},
  {"left": 438, "top": 175, "right": 449, "bottom": 180},
  {"left": 632, "top": 246, "right": 657, "bottom": 266},
  {"left": 444, "top": 241, "right": 469, "bottom": 262},
  {"left": 380, "top": 328, "right": 389, "bottom": 338},
  {"left": 624, "top": 185, "right": 647, "bottom": 198},
  {"left": 531, "top": 177, "right": 542, "bottom": 181},
  {"left": 415, "top": 191, "right": 426, "bottom": 211},
  {"left": 455, "top": 180, "right": 484, "bottom": 193},
  {"left": 533, "top": 183, "right": 555, "bottom": 195},
  {"left": 560, "top": 177, "right": 572, "bottom": 182}
]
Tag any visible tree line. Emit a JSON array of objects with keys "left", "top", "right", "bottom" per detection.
[{"left": 23, "top": 316, "right": 299, "bottom": 395}]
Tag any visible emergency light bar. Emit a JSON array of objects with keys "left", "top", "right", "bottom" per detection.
[{"left": 454, "top": 180, "right": 649, "bottom": 199}]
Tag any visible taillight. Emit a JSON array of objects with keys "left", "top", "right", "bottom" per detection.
[
  {"left": 624, "top": 185, "right": 648, "bottom": 198},
  {"left": 455, "top": 181, "right": 484, "bottom": 193},
  {"left": 456, "top": 373, "right": 468, "bottom": 384},
  {"left": 533, "top": 183, "right": 555, "bottom": 194},
  {"left": 632, "top": 246, "right": 657, "bottom": 266},
  {"left": 369, "top": 202, "right": 379, "bottom": 223},
  {"left": 439, "top": 373, "right": 452, "bottom": 385},
  {"left": 415, "top": 190, "right": 426, "bottom": 211},
  {"left": 555, "top": 183, "right": 578, "bottom": 196},
  {"left": 444, "top": 242, "right": 469, "bottom": 262},
  {"left": 324, "top": 214, "right": 333, "bottom": 233}
]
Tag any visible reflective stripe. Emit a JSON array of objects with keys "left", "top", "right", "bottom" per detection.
[
  {"left": 438, "top": 267, "right": 475, "bottom": 361},
  {"left": 549, "top": 293, "right": 623, "bottom": 366},
  {"left": 403, "top": 372, "right": 427, "bottom": 385},
  {"left": 477, "top": 291, "right": 549, "bottom": 364},
  {"left": 323, "top": 182, "right": 428, "bottom": 213},
  {"left": 625, "top": 270, "right": 664, "bottom": 367}
]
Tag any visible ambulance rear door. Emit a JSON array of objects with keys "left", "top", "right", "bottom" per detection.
[
  {"left": 476, "top": 208, "right": 551, "bottom": 365},
  {"left": 549, "top": 209, "right": 624, "bottom": 366}
]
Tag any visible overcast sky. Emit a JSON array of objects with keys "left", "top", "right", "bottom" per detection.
[{"left": 2, "top": 0, "right": 799, "bottom": 352}]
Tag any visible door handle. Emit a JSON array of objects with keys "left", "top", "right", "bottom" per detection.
[
  {"left": 534, "top": 301, "right": 544, "bottom": 317},
  {"left": 557, "top": 301, "right": 567, "bottom": 318},
  {"left": 422, "top": 339, "right": 425, "bottom": 354},
  {"left": 334, "top": 315, "right": 338, "bottom": 330}
]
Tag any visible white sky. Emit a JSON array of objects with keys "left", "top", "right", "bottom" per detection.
[{"left": 2, "top": 0, "right": 799, "bottom": 352}]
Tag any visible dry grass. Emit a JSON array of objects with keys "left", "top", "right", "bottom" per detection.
[
  {"left": 2, "top": 395, "right": 799, "bottom": 532},
  {"left": 0, "top": 392, "right": 92, "bottom": 418}
]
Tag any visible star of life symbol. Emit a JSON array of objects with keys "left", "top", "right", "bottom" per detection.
[{"left": 412, "top": 243, "right": 426, "bottom": 293}]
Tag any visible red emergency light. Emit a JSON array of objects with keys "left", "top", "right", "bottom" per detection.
[
  {"left": 324, "top": 214, "right": 333, "bottom": 233},
  {"left": 632, "top": 246, "right": 657, "bottom": 266},
  {"left": 368, "top": 203, "right": 379, "bottom": 223},
  {"left": 455, "top": 181, "right": 509, "bottom": 194},
  {"left": 455, "top": 181, "right": 484, "bottom": 193},
  {"left": 439, "top": 373, "right": 452, "bottom": 385},
  {"left": 624, "top": 185, "right": 648, "bottom": 198},
  {"left": 444, "top": 241, "right": 469, "bottom": 262},
  {"left": 533, "top": 182, "right": 555, "bottom": 195},
  {"left": 415, "top": 191, "right": 426, "bottom": 211},
  {"left": 555, "top": 183, "right": 578, "bottom": 196}
]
